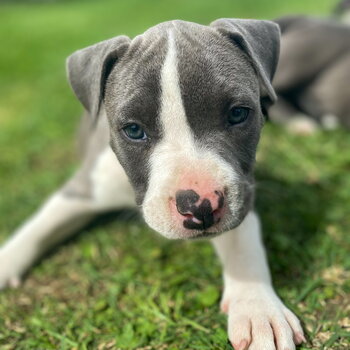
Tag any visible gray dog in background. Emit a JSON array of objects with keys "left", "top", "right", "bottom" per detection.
[
  {"left": 335, "top": 0, "right": 350, "bottom": 23},
  {"left": 0, "top": 19, "right": 306, "bottom": 349},
  {"left": 270, "top": 15, "right": 350, "bottom": 133}
]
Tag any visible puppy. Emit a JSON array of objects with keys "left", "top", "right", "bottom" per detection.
[
  {"left": 0, "top": 19, "right": 305, "bottom": 349},
  {"left": 270, "top": 15, "right": 350, "bottom": 133}
]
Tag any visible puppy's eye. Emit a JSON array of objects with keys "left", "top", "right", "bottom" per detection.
[
  {"left": 123, "top": 123, "right": 147, "bottom": 141},
  {"left": 228, "top": 107, "right": 250, "bottom": 125}
]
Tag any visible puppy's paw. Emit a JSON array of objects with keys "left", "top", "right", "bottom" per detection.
[
  {"left": 286, "top": 115, "right": 319, "bottom": 135},
  {"left": 0, "top": 248, "right": 24, "bottom": 290},
  {"left": 223, "top": 286, "right": 305, "bottom": 350}
]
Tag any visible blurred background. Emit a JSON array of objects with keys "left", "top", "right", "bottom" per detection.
[{"left": 0, "top": 0, "right": 349, "bottom": 349}]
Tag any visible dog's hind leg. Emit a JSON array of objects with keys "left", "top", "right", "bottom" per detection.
[{"left": 0, "top": 114, "right": 135, "bottom": 290}]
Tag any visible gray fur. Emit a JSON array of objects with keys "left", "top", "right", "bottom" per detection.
[
  {"left": 175, "top": 21, "right": 263, "bottom": 173},
  {"left": 104, "top": 27, "right": 167, "bottom": 204},
  {"left": 1, "top": 20, "right": 306, "bottom": 349},
  {"left": 62, "top": 112, "right": 110, "bottom": 198},
  {"left": 335, "top": 0, "right": 350, "bottom": 18},
  {"left": 67, "top": 35, "right": 131, "bottom": 121},
  {"left": 211, "top": 18, "right": 280, "bottom": 111},
  {"left": 271, "top": 16, "right": 350, "bottom": 128},
  {"left": 66, "top": 19, "right": 280, "bottom": 206}
]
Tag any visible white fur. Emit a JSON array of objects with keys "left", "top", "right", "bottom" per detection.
[
  {"left": 0, "top": 24, "right": 305, "bottom": 349},
  {"left": 321, "top": 113, "right": 339, "bottom": 130},
  {"left": 0, "top": 145, "right": 135, "bottom": 289},
  {"left": 212, "top": 212, "right": 305, "bottom": 349},
  {"left": 341, "top": 11, "right": 350, "bottom": 25},
  {"left": 91, "top": 146, "right": 135, "bottom": 209},
  {"left": 142, "top": 28, "right": 239, "bottom": 238},
  {"left": 286, "top": 114, "right": 319, "bottom": 135},
  {"left": 0, "top": 192, "right": 94, "bottom": 289}
]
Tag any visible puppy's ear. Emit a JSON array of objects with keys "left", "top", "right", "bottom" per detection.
[
  {"left": 66, "top": 35, "right": 131, "bottom": 120},
  {"left": 210, "top": 19, "right": 280, "bottom": 114}
]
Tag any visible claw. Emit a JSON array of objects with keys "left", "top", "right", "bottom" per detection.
[
  {"left": 232, "top": 339, "right": 248, "bottom": 350},
  {"left": 221, "top": 299, "right": 230, "bottom": 314},
  {"left": 294, "top": 332, "right": 307, "bottom": 344}
]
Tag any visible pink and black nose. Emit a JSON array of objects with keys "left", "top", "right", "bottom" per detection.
[{"left": 175, "top": 189, "right": 225, "bottom": 230}]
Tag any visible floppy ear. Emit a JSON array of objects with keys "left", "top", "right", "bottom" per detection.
[
  {"left": 66, "top": 35, "right": 131, "bottom": 120},
  {"left": 210, "top": 18, "right": 280, "bottom": 114}
]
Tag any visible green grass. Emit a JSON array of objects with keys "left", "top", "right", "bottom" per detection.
[{"left": 0, "top": 0, "right": 349, "bottom": 349}]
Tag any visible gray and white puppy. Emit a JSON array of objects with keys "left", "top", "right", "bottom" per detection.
[
  {"left": 0, "top": 19, "right": 306, "bottom": 349},
  {"left": 270, "top": 15, "right": 350, "bottom": 133}
]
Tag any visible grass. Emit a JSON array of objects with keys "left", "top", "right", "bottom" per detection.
[{"left": 0, "top": 0, "right": 349, "bottom": 349}]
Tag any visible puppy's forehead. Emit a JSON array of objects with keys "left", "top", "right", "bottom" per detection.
[
  {"left": 117, "top": 20, "right": 226, "bottom": 82},
  {"left": 171, "top": 23, "right": 259, "bottom": 137},
  {"left": 112, "top": 20, "right": 258, "bottom": 122},
  {"left": 136, "top": 20, "right": 219, "bottom": 47}
]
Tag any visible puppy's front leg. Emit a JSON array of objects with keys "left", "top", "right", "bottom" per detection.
[
  {"left": 212, "top": 212, "right": 305, "bottom": 350},
  {"left": 0, "top": 147, "right": 135, "bottom": 290},
  {"left": 0, "top": 192, "right": 96, "bottom": 289}
]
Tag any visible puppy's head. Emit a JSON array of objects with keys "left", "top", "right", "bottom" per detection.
[{"left": 67, "top": 19, "right": 280, "bottom": 239}]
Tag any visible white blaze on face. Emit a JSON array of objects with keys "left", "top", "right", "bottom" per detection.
[
  {"left": 156, "top": 29, "right": 197, "bottom": 152},
  {"left": 142, "top": 28, "right": 238, "bottom": 239}
]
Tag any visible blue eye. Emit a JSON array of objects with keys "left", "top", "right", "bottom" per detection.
[
  {"left": 123, "top": 123, "right": 147, "bottom": 141},
  {"left": 228, "top": 107, "right": 250, "bottom": 125}
]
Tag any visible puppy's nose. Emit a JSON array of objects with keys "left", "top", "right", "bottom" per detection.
[{"left": 175, "top": 189, "right": 225, "bottom": 230}]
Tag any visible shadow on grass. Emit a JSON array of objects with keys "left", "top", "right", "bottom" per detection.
[
  {"left": 255, "top": 165, "right": 333, "bottom": 288},
  {"left": 32, "top": 166, "right": 333, "bottom": 294},
  {"left": 29, "top": 208, "right": 142, "bottom": 272}
]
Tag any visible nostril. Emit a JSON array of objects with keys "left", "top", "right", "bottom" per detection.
[
  {"left": 212, "top": 208, "right": 223, "bottom": 222},
  {"left": 175, "top": 189, "right": 200, "bottom": 216},
  {"left": 174, "top": 188, "right": 226, "bottom": 230},
  {"left": 212, "top": 208, "right": 220, "bottom": 216},
  {"left": 214, "top": 190, "right": 225, "bottom": 209}
]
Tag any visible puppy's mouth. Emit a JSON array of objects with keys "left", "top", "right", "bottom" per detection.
[
  {"left": 179, "top": 216, "right": 242, "bottom": 240},
  {"left": 185, "top": 230, "right": 223, "bottom": 240},
  {"left": 141, "top": 163, "right": 253, "bottom": 240},
  {"left": 143, "top": 184, "right": 249, "bottom": 240}
]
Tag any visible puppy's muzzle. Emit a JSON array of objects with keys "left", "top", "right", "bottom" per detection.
[{"left": 174, "top": 189, "right": 225, "bottom": 230}]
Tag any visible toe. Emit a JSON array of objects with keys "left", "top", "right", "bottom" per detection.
[
  {"left": 221, "top": 299, "right": 230, "bottom": 314},
  {"left": 249, "top": 319, "right": 275, "bottom": 350},
  {"left": 271, "top": 318, "right": 295, "bottom": 350},
  {"left": 228, "top": 315, "right": 251, "bottom": 350},
  {"left": 283, "top": 308, "right": 306, "bottom": 344}
]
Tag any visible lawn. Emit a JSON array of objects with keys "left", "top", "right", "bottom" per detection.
[{"left": 0, "top": 0, "right": 349, "bottom": 349}]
